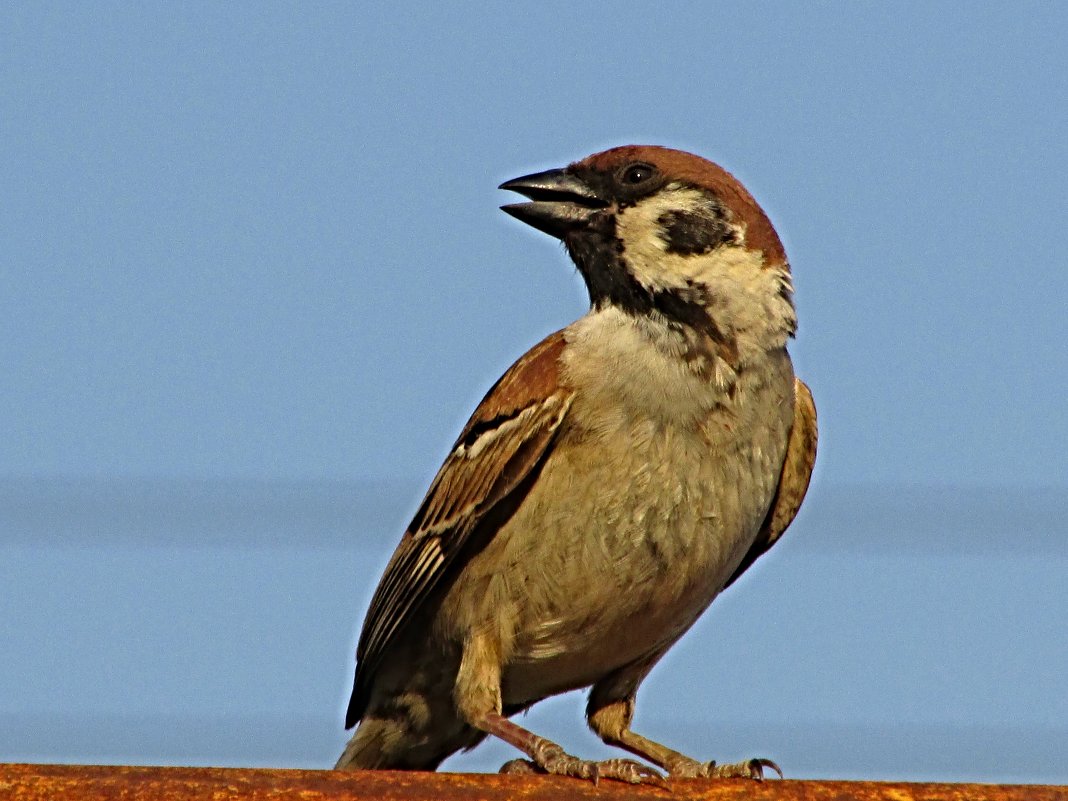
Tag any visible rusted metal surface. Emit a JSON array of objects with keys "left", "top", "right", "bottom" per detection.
[{"left": 1, "top": 763, "right": 1065, "bottom": 801}]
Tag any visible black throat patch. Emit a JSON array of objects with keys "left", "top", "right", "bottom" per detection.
[{"left": 565, "top": 218, "right": 737, "bottom": 366}]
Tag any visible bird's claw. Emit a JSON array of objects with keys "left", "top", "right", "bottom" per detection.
[
  {"left": 595, "top": 758, "right": 667, "bottom": 786},
  {"left": 499, "top": 746, "right": 665, "bottom": 786},
  {"left": 667, "top": 755, "right": 782, "bottom": 780},
  {"left": 706, "top": 756, "right": 782, "bottom": 779},
  {"left": 750, "top": 758, "right": 784, "bottom": 780}
]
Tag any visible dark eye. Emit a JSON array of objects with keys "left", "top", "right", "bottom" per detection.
[{"left": 621, "top": 163, "right": 656, "bottom": 185}]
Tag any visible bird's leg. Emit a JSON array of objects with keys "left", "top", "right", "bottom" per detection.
[
  {"left": 587, "top": 671, "right": 781, "bottom": 780},
  {"left": 455, "top": 633, "right": 663, "bottom": 785}
]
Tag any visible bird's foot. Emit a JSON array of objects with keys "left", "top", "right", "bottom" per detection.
[
  {"left": 666, "top": 755, "right": 782, "bottom": 780},
  {"left": 500, "top": 744, "right": 665, "bottom": 786}
]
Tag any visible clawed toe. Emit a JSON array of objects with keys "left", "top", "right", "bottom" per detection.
[
  {"left": 704, "top": 757, "right": 782, "bottom": 780},
  {"left": 597, "top": 758, "right": 667, "bottom": 786},
  {"left": 500, "top": 746, "right": 776, "bottom": 784},
  {"left": 751, "top": 758, "right": 783, "bottom": 780},
  {"left": 667, "top": 754, "right": 783, "bottom": 780},
  {"left": 500, "top": 749, "right": 664, "bottom": 786}
]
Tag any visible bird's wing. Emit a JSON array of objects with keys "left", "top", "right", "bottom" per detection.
[
  {"left": 346, "top": 331, "right": 573, "bottom": 727},
  {"left": 723, "top": 377, "right": 817, "bottom": 590}
]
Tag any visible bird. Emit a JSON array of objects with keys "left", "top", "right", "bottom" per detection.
[{"left": 335, "top": 145, "right": 817, "bottom": 784}]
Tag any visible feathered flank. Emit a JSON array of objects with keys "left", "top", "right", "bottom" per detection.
[
  {"left": 724, "top": 377, "right": 817, "bottom": 589},
  {"left": 347, "top": 333, "right": 573, "bottom": 727}
]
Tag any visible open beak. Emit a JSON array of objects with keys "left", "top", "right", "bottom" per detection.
[{"left": 499, "top": 169, "right": 607, "bottom": 239}]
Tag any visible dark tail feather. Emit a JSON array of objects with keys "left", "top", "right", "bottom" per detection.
[
  {"left": 336, "top": 717, "right": 406, "bottom": 769},
  {"left": 335, "top": 715, "right": 484, "bottom": 771}
]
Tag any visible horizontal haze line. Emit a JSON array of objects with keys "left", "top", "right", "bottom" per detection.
[{"left": 0, "top": 476, "right": 1064, "bottom": 554}]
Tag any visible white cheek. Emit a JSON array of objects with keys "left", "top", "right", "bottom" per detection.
[
  {"left": 614, "top": 186, "right": 750, "bottom": 291},
  {"left": 614, "top": 187, "right": 699, "bottom": 289},
  {"left": 611, "top": 187, "right": 796, "bottom": 354}
]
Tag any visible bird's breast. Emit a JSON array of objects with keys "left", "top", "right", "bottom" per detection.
[
  {"left": 440, "top": 321, "right": 795, "bottom": 704},
  {"left": 504, "top": 405, "right": 784, "bottom": 695}
]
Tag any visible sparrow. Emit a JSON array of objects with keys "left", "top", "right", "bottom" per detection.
[{"left": 335, "top": 145, "right": 817, "bottom": 784}]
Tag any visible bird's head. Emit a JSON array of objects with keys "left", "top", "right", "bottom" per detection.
[{"left": 501, "top": 145, "right": 796, "bottom": 359}]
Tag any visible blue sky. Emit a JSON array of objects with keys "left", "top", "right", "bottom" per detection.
[
  {"left": 4, "top": 2, "right": 1066, "bottom": 486},
  {"left": 2, "top": 1, "right": 1066, "bottom": 784}
]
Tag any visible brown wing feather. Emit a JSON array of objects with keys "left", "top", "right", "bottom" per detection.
[
  {"left": 346, "top": 332, "right": 572, "bottom": 726},
  {"left": 724, "top": 377, "right": 817, "bottom": 589}
]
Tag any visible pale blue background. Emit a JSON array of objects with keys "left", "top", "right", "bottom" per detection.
[{"left": 2, "top": 1, "right": 1066, "bottom": 785}]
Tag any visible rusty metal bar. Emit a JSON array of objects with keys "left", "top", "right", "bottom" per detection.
[{"left": 1, "top": 763, "right": 1065, "bottom": 800}]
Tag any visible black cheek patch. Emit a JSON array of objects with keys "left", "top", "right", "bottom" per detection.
[{"left": 658, "top": 206, "right": 735, "bottom": 255}]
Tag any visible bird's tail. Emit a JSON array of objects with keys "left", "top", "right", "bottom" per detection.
[
  {"left": 335, "top": 717, "right": 401, "bottom": 770},
  {"left": 335, "top": 714, "right": 485, "bottom": 771}
]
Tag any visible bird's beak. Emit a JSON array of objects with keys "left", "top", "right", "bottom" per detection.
[{"left": 499, "top": 169, "right": 607, "bottom": 239}]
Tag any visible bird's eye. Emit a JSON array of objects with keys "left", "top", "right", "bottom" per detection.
[{"left": 621, "top": 163, "right": 655, "bottom": 185}]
